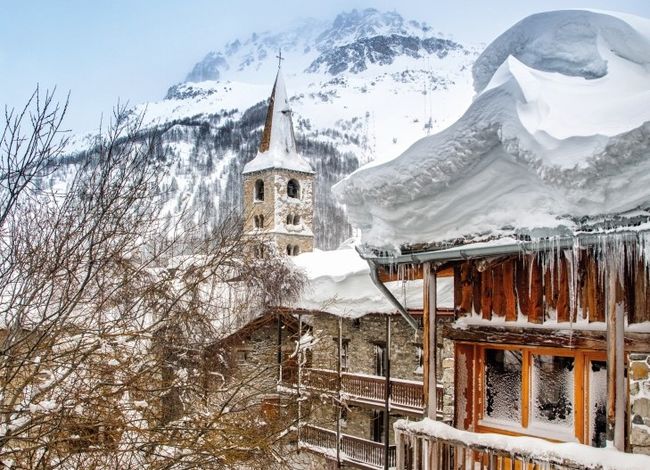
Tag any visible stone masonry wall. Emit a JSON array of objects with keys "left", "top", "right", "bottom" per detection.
[
  {"left": 305, "top": 313, "right": 455, "bottom": 421},
  {"left": 630, "top": 353, "right": 650, "bottom": 455},
  {"left": 243, "top": 169, "right": 314, "bottom": 254}
]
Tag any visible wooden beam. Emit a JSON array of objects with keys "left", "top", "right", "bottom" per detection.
[
  {"left": 445, "top": 323, "right": 650, "bottom": 352},
  {"left": 424, "top": 264, "right": 438, "bottom": 419},
  {"left": 422, "top": 262, "right": 431, "bottom": 414}
]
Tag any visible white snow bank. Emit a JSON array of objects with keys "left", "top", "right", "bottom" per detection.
[
  {"left": 396, "top": 418, "right": 650, "bottom": 470},
  {"left": 333, "top": 10, "right": 650, "bottom": 251},
  {"left": 291, "top": 247, "right": 452, "bottom": 317},
  {"left": 472, "top": 10, "right": 650, "bottom": 93}
]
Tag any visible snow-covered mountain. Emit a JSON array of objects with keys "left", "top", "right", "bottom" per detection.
[
  {"left": 62, "top": 8, "right": 479, "bottom": 249},
  {"left": 335, "top": 10, "right": 650, "bottom": 250}
]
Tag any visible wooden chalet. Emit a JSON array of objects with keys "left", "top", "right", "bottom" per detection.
[{"left": 360, "top": 233, "right": 650, "bottom": 469}]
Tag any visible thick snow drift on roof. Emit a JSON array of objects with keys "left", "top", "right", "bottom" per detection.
[
  {"left": 333, "top": 10, "right": 650, "bottom": 250},
  {"left": 291, "top": 247, "right": 452, "bottom": 317},
  {"left": 243, "top": 69, "right": 313, "bottom": 175}
]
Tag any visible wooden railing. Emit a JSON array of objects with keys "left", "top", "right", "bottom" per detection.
[
  {"left": 300, "top": 424, "right": 396, "bottom": 469},
  {"left": 394, "top": 419, "right": 650, "bottom": 470},
  {"left": 298, "top": 368, "right": 443, "bottom": 414}
]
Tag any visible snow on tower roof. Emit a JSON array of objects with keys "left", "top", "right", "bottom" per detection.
[
  {"left": 333, "top": 10, "right": 650, "bottom": 252},
  {"left": 243, "top": 67, "right": 314, "bottom": 175}
]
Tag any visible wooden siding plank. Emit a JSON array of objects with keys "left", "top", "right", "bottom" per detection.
[
  {"left": 481, "top": 270, "right": 493, "bottom": 320},
  {"left": 515, "top": 257, "right": 530, "bottom": 318},
  {"left": 503, "top": 260, "right": 517, "bottom": 321},
  {"left": 557, "top": 255, "right": 570, "bottom": 323},
  {"left": 529, "top": 257, "right": 544, "bottom": 324},
  {"left": 472, "top": 264, "right": 482, "bottom": 317},
  {"left": 492, "top": 265, "right": 505, "bottom": 318},
  {"left": 460, "top": 261, "right": 474, "bottom": 314}
]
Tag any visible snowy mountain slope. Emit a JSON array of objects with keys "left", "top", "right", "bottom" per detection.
[
  {"left": 334, "top": 10, "right": 650, "bottom": 251},
  {"left": 61, "top": 8, "right": 479, "bottom": 250}
]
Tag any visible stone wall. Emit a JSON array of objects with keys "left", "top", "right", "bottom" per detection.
[
  {"left": 243, "top": 169, "right": 314, "bottom": 254},
  {"left": 630, "top": 353, "right": 650, "bottom": 455},
  {"left": 303, "top": 312, "right": 455, "bottom": 421}
]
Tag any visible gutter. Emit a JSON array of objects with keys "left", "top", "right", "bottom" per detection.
[{"left": 361, "top": 231, "right": 646, "bottom": 266}]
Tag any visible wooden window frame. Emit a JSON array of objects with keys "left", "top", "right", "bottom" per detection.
[{"left": 472, "top": 343, "right": 605, "bottom": 444}]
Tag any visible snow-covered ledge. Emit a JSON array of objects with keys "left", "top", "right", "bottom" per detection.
[{"left": 394, "top": 418, "right": 650, "bottom": 470}]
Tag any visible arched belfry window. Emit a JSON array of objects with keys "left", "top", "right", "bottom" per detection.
[
  {"left": 286, "top": 245, "right": 292, "bottom": 256},
  {"left": 293, "top": 214, "right": 301, "bottom": 225},
  {"left": 292, "top": 245, "right": 300, "bottom": 256},
  {"left": 286, "top": 214, "right": 292, "bottom": 225},
  {"left": 254, "top": 179, "right": 264, "bottom": 201},
  {"left": 287, "top": 179, "right": 300, "bottom": 199},
  {"left": 254, "top": 214, "right": 264, "bottom": 228}
]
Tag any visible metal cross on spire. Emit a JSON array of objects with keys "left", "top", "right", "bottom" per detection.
[{"left": 276, "top": 49, "right": 284, "bottom": 69}]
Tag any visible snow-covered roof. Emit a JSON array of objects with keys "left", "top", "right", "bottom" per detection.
[
  {"left": 290, "top": 245, "right": 452, "bottom": 318},
  {"left": 334, "top": 10, "right": 650, "bottom": 251},
  {"left": 243, "top": 68, "right": 314, "bottom": 175}
]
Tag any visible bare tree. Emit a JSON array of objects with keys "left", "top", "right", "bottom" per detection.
[{"left": 0, "top": 89, "right": 305, "bottom": 469}]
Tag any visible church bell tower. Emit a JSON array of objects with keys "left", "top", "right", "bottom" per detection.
[{"left": 242, "top": 63, "right": 315, "bottom": 256}]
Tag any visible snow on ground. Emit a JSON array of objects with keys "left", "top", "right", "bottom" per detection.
[
  {"left": 334, "top": 10, "right": 650, "bottom": 251},
  {"left": 291, "top": 246, "right": 452, "bottom": 317}
]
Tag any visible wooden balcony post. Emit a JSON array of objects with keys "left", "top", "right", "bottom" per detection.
[
  {"left": 424, "top": 262, "right": 438, "bottom": 419},
  {"left": 277, "top": 313, "right": 282, "bottom": 382},
  {"left": 297, "top": 313, "right": 302, "bottom": 449},
  {"left": 384, "top": 314, "right": 391, "bottom": 470},
  {"left": 337, "top": 316, "right": 342, "bottom": 467}
]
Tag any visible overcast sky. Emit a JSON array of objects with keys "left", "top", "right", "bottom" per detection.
[{"left": 2, "top": 0, "right": 649, "bottom": 133}]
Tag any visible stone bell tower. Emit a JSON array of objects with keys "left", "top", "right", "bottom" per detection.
[{"left": 242, "top": 64, "right": 314, "bottom": 256}]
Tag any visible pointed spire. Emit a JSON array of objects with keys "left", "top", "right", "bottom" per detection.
[
  {"left": 259, "top": 68, "right": 296, "bottom": 154},
  {"left": 243, "top": 64, "right": 313, "bottom": 175}
]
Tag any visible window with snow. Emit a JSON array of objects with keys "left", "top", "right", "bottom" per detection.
[
  {"left": 371, "top": 410, "right": 385, "bottom": 443},
  {"left": 484, "top": 348, "right": 522, "bottom": 425},
  {"left": 287, "top": 179, "right": 300, "bottom": 199},
  {"left": 341, "top": 339, "right": 350, "bottom": 372},
  {"left": 588, "top": 360, "right": 607, "bottom": 447},
  {"left": 531, "top": 355, "right": 574, "bottom": 432},
  {"left": 415, "top": 345, "right": 424, "bottom": 375},
  {"left": 254, "top": 179, "right": 264, "bottom": 201},
  {"left": 235, "top": 348, "right": 251, "bottom": 365},
  {"left": 474, "top": 345, "right": 606, "bottom": 445},
  {"left": 293, "top": 214, "right": 301, "bottom": 225},
  {"left": 374, "top": 343, "right": 386, "bottom": 377},
  {"left": 286, "top": 214, "right": 292, "bottom": 225}
]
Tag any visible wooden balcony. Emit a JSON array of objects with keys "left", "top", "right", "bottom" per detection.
[
  {"left": 298, "top": 368, "right": 443, "bottom": 415},
  {"left": 394, "top": 419, "right": 650, "bottom": 470},
  {"left": 300, "top": 424, "right": 396, "bottom": 470}
]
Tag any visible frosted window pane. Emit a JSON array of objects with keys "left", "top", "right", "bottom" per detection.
[
  {"left": 589, "top": 360, "right": 607, "bottom": 447},
  {"left": 531, "top": 355, "right": 574, "bottom": 429},
  {"left": 485, "top": 349, "right": 522, "bottom": 423}
]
